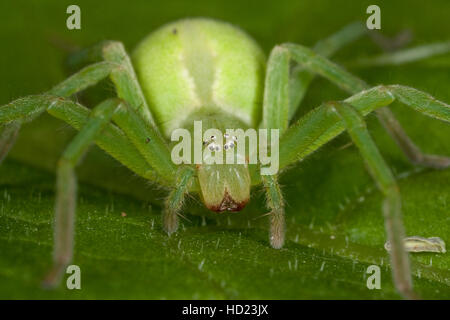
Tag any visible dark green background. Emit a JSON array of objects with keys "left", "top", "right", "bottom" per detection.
[{"left": 0, "top": 0, "right": 449, "bottom": 299}]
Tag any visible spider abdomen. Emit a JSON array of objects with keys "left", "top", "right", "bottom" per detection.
[{"left": 132, "top": 18, "right": 266, "bottom": 137}]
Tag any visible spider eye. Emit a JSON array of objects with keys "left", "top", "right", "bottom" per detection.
[{"left": 224, "top": 141, "right": 235, "bottom": 150}]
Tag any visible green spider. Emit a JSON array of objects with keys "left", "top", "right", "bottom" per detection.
[{"left": 1, "top": 18, "right": 450, "bottom": 299}]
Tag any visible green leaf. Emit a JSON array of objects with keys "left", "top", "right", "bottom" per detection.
[{"left": 0, "top": 0, "right": 449, "bottom": 299}]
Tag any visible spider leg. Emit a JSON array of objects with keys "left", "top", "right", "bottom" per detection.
[
  {"left": 0, "top": 60, "right": 121, "bottom": 166},
  {"left": 42, "top": 98, "right": 120, "bottom": 288},
  {"left": 261, "top": 24, "right": 368, "bottom": 248},
  {"left": 288, "top": 22, "right": 417, "bottom": 119},
  {"left": 262, "top": 46, "right": 290, "bottom": 133},
  {"left": 53, "top": 90, "right": 181, "bottom": 209},
  {"left": 0, "top": 38, "right": 179, "bottom": 182},
  {"left": 58, "top": 41, "right": 179, "bottom": 181},
  {"left": 349, "top": 41, "right": 450, "bottom": 67},
  {"left": 110, "top": 102, "right": 176, "bottom": 185},
  {"left": 0, "top": 93, "right": 180, "bottom": 287},
  {"left": 329, "top": 101, "right": 416, "bottom": 299},
  {"left": 280, "top": 85, "right": 450, "bottom": 170},
  {"left": 0, "top": 121, "right": 20, "bottom": 162},
  {"left": 262, "top": 175, "right": 285, "bottom": 249},
  {"left": 289, "top": 22, "right": 367, "bottom": 118},
  {"left": 0, "top": 95, "right": 159, "bottom": 183},
  {"left": 1, "top": 41, "right": 181, "bottom": 276},
  {"left": 66, "top": 40, "right": 155, "bottom": 126},
  {"left": 163, "top": 166, "right": 195, "bottom": 235},
  {"left": 49, "top": 61, "right": 116, "bottom": 97},
  {"left": 278, "top": 85, "right": 449, "bottom": 298},
  {"left": 282, "top": 43, "right": 450, "bottom": 169}
]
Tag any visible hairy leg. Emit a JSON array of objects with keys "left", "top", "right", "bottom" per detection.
[
  {"left": 329, "top": 101, "right": 416, "bottom": 299},
  {"left": 66, "top": 40, "right": 155, "bottom": 126},
  {"left": 262, "top": 175, "right": 285, "bottom": 249},
  {"left": 262, "top": 46, "right": 290, "bottom": 133},
  {"left": 0, "top": 95, "right": 158, "bottom": 183},
  {"left": 288, "top": 22, "right": 425, "bottom": 118},
  {"left": 42, "top": 98, "right": 120, "bottom": 288},
  {"left": 163, "top": 166, "right": 195, "bottom": 235},
  {"left": 0, "top": 122, "right": 21, "bottom": 162},
  {"left": 350, "top": 41, "right": 450, "bottom": 67},
  {"left": 261, "top": 23, "right": 368, "bottom": 248},
  {"left": 280, "top": 85, "right": 450, "bottom": 169},
  {"left": 283, "top": 43, "right": 450, "bottom": 168},
  {"left": 0, "top": 40, "right": 192, "bottom": 285},
  {"left": 0, "top": 37, "right": 165, "bottom": 172},
  {"left": 278, "top": 85, "right": 449, "bottom": 297},
  {"left": 52, "top": 55, "right": 176, "bottom": 183},
  {"left": 0, "top": 93, "right": 180, "bottom": 287},
  {"left": 0, "top": 37, "right": 179, "bottom": 181},
  {"left": 289, "top": 22, "right": 367, "bottom": 118},
  {"left": 111, "top": 102, "right": 176, "bottom": 184}
]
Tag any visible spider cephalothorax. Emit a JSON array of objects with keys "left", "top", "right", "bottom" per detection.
[{"left": 1, "top": 18, "right": 450, "bottom": 299}]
